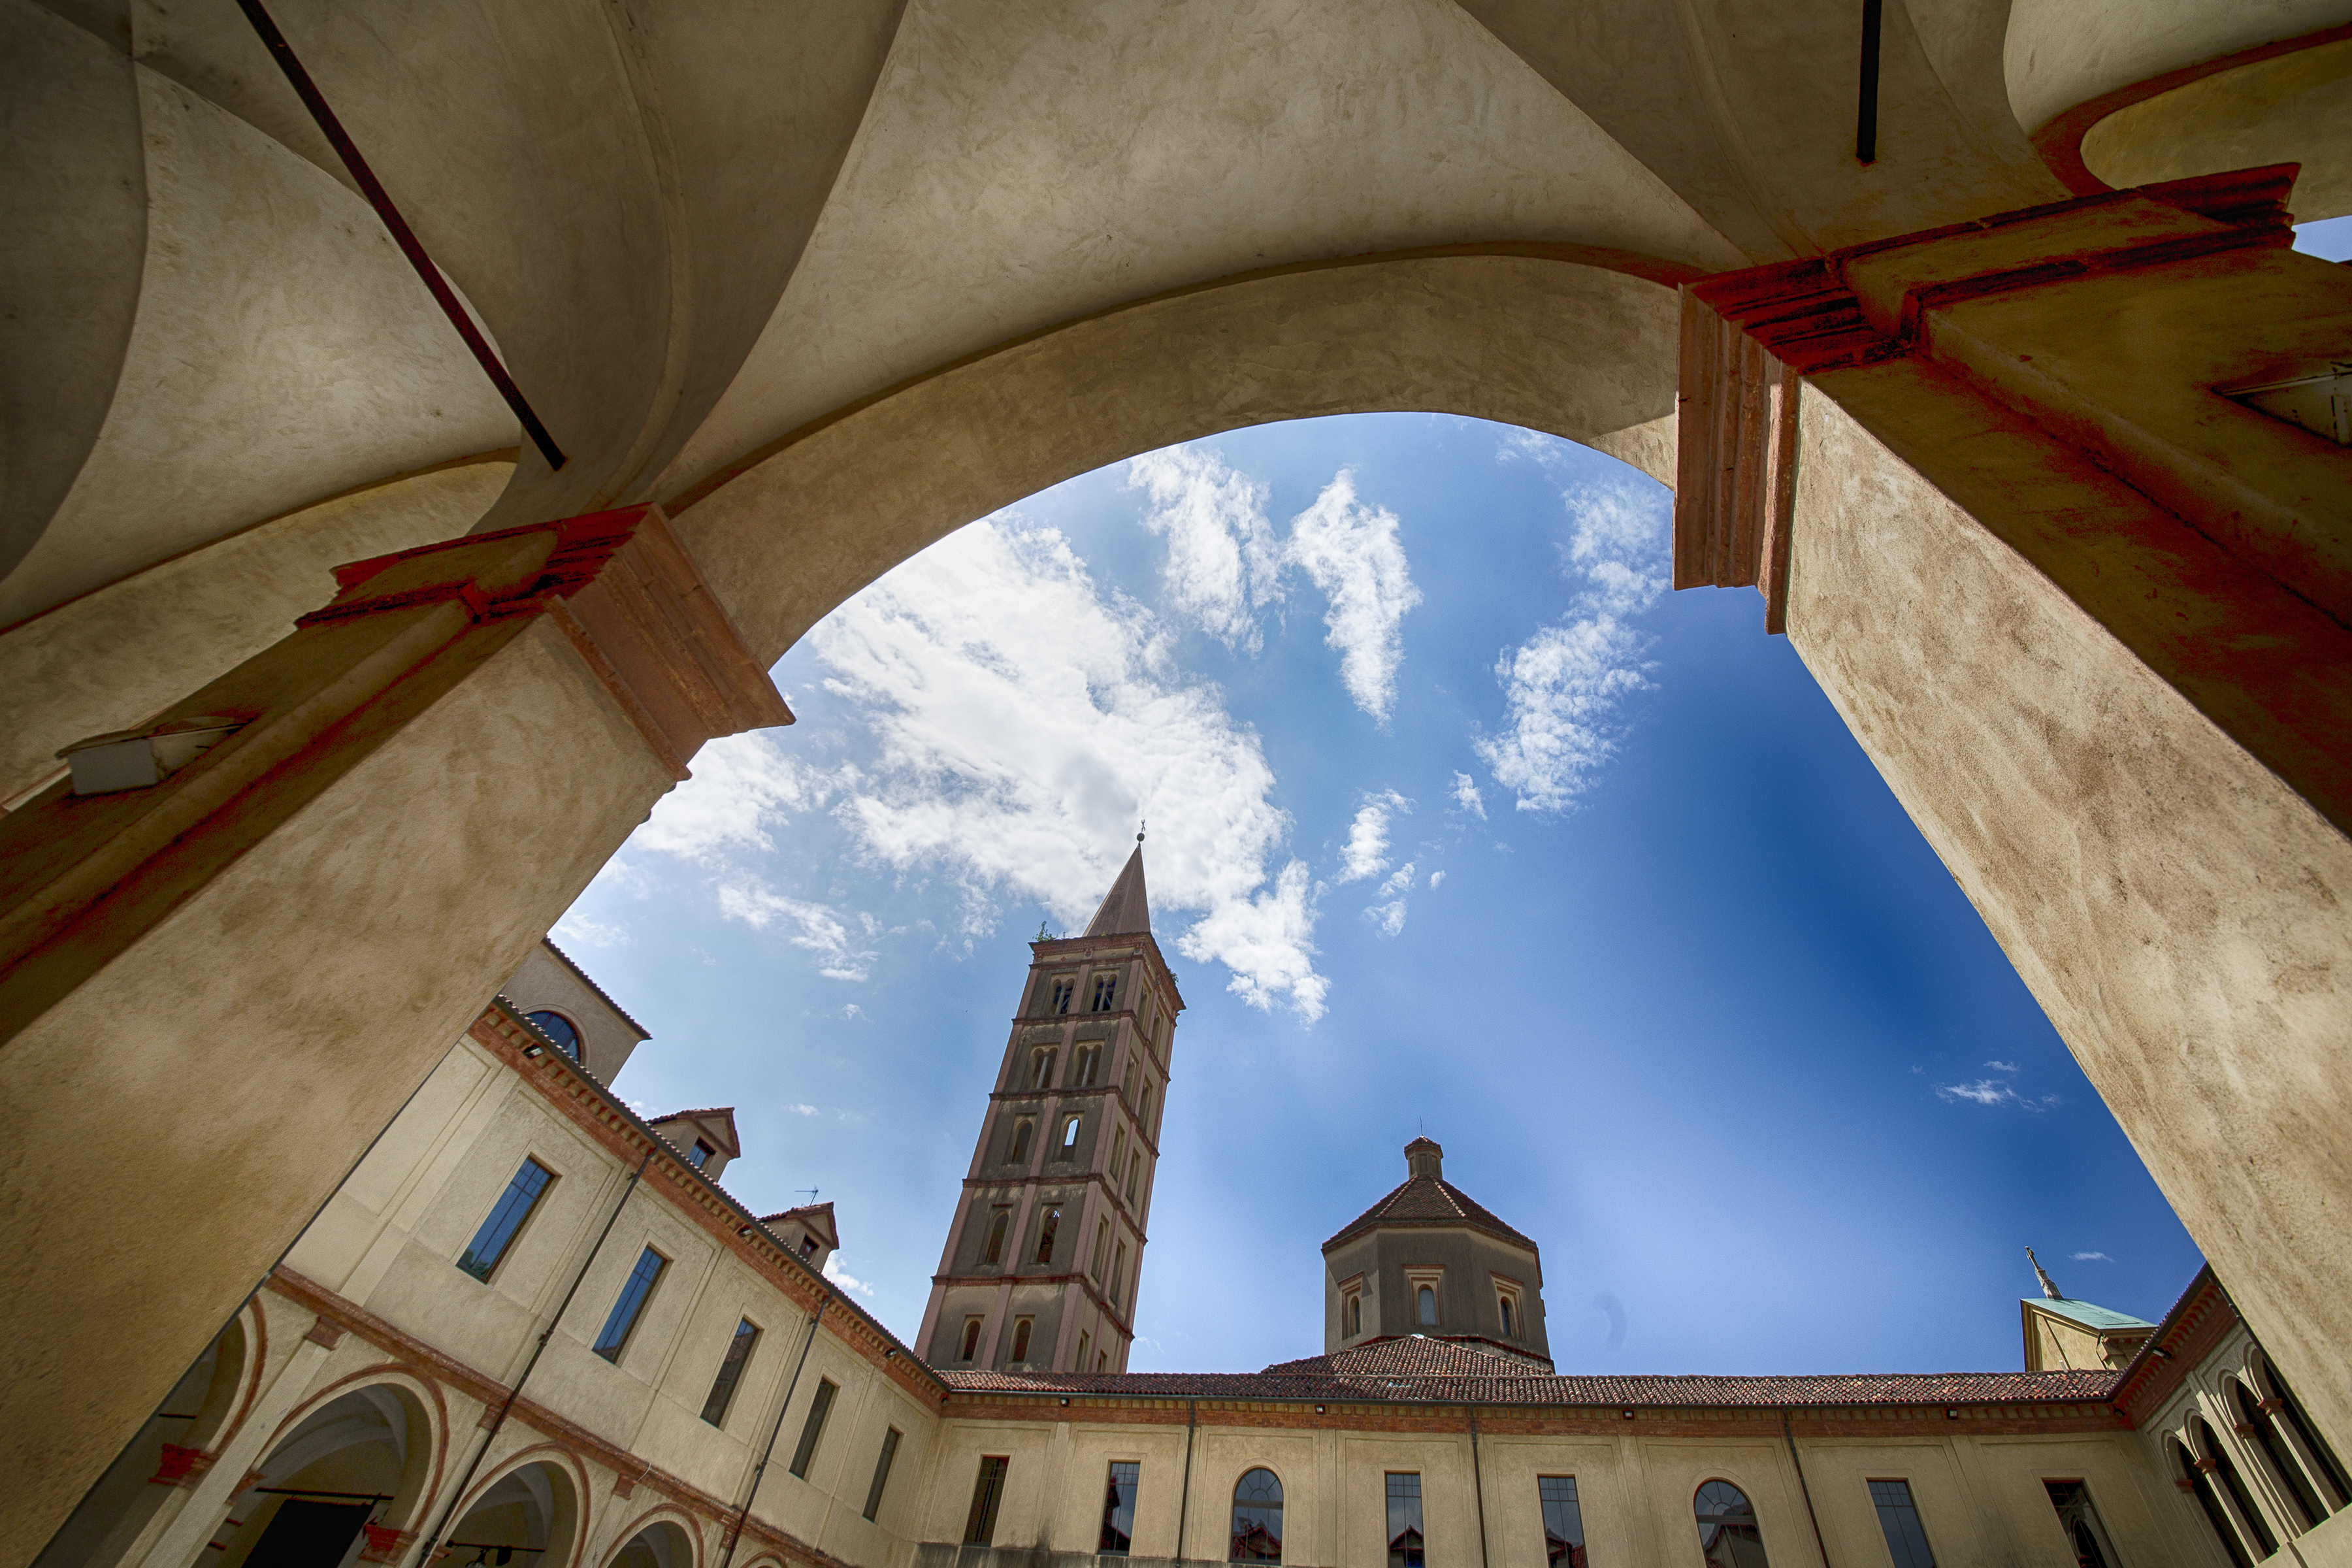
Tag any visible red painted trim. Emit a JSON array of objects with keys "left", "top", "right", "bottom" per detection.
[{"left": 2028, "top": 24, "right": 2352, "bottom": 197}]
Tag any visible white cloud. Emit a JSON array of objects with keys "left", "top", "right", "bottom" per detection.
[
  {"left": 812, "top": 519, "right": 1328, "bottom": 1020},
  {"left": 1337, "top": 792, "right": 1411, "bottom": 883},
  {"left": 1127, "top": 448, "right": 1283, "bottom": 651},
  {"left": 1364, "top": 860, "right": 1417, "bottom": 938},
  {"left": 637, "top": 731, "right": 840, "bottom": 864},
  {"left": 1286, "top": 472, "right": 1422, "bottom": 723},
  {"left": 2070, "top": 1251, "right": 2114, "bottom": 1263},
  {"left": 1428, "top": 870, "right": 1445, "bottom": 890},
  {"left": 785, "top": 1102, "right": 821, "bottom": 1117},
  {"left": 715, "top": 883, "right": 876, "bottom": 981},
  {"left": 1984, "top": 1059, "right": 2021, "bottom": 1073},
  {"left": 824, "top": 1252, "right": 879, "bottom": 1298},
  {"left": 1934, "top": 1077, "right": 2060, "bottom": 1111},
  {"left": 553, "top": 913, "right": 630, "bottom": 949},
  {"left": 1475, "top": 476, "right": 1669, "bottom": 813},
  {"left": 1448, "top": 771, "right": 1486, "bottom": 819},
  {"left": 1377, "top": 862, "right": 1416, "bottom": 897}
]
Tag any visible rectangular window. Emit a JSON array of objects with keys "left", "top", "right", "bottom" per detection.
[
  {"left": 1537, "top": 1477, "right": 1586, "bottom": 1568},
  {"left": 864, "top": 1427, "right": 902, "bottom": 1522},
  {"left": 965, "top": 1456, "right": 1010, "bottom": 1545},
  {"left": 1101, "top": 1460, "right": 1141, "bottom": 1554},
  {"left": 788, "top": 1377, "right": 838, "bottom": 1479},
  {"left": 1112, "top": 1243, "right": 1128, "bottom": 1309},
  {"left": 700, "top": 1318, "right": 760, "bottom": 1426},
  {"left": 2044, "top": 1481, "right": 2122, "bottom": 1568},
  {"left": 689, "top": 1139, "right": 715, "bottom": 1169},
  {"left": 1037, "top": 1205, "right": 1062, "bottom": 1263},
  {"left": 457, "top": 1158, "right": 553, "bottom": 1281},
  {"left": 1387, "top": 1473, "right": 1424, "bottom": 1568},
  {"left": 1112, "top": 1128, "right": 1128, "bottom": 1177},
  {"left": 1870, "top": 1480, "right": 1936, "bottom": 1568},
  {"left": 1091, "top": 972, "right": 1118, "bottom": 1011},
  {"left": 1126, "top": 1152, "right": 1141, "bottom": 1203},
  {"left": 593, "top": 1247, "right": 666, "bottom": 1362},
  {"left": 1092, "top": 1218, "right": 1111, "bottom": 1280}
]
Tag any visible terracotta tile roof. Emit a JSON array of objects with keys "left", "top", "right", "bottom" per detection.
[
  {"left": 762, "top": 1201, "right": 839, "bottom": 1247},
  {"left": 1264, "top": 1338, "right": 1554, "bottom": 1377},
  {"left": 649, "top": 1107, "right": 740, "bottom": 1156},
  {"left": 1325, "top": 1174, "right": 1539, "bottom": 1253},
  {"left": 935, "top": 1347, "right": 2123, "bottom": 1408}
]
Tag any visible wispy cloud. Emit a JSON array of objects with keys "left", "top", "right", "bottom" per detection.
[
  {"left": 715, "top": 884, "right": 876, "bottom": 982},
  {"left": 1365, "top": 860, "right": 1418, "bottom": 938},
  {"left": 1338, "top": 792, "right": 1411, "bottom": 883},
  {"left": 1935, "top": 1076, "right": 2061, "bottom": 1111},
  {"left": 1127, "top": 448, "right": 1284, "bottom": 651},
  {"left": 1286, "top": 472, "right": 1422, "bottom": 723},
  {"left": 636, "top": 730, "right": 840, "bottom": 864},
  {"left": 1448, "top": 771, "right": 1487, "bottom": 819},
  {"left": 1984, "top": 1059, "right": 2021, "bottom": 1073},
  {"left": 1429, "top": 870, "right": 1445, "bottom": 890},
  {"left": 2070, "top": 1251, "right": 2114, "bottom": 1263},
  {"left": 553, "top": 913, "right": 630, "bottom": 949},
  {"left": 785, "top": 1102, "right": 821, "bottom": 1117},
  {"left": 1475, "top": 472, "right": 1669, "bottom": 813},
  {"left": 813, "top": 519, "right": 1329, "bottom": 1020},
  {"left": 823, "top": 1252, "right": 878, "bottom": 1298}
]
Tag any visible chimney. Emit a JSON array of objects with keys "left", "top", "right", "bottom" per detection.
[{"left": 1404, "top": 1137, "right": 1443, "bottom": 1181}]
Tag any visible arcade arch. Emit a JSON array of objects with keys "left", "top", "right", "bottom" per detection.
[
  {"left": 604, "top": 1516, "right": 697, "bottom": 1568},
  {"left": 210, "top": 1379, "right": 437, "bottom": 1568},
  {"left": 440, "top": 1454, "right": 586, "bottom": 1568}
]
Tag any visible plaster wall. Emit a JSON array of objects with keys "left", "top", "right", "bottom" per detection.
[
  {"left": 2078, "top": 39, "right": 2352, "bottom": 222},
  {"left": 2002, "top": 0, "right": 2349, "bottom": 134},
  {"left": 500, "top": 940, "right": 651, "bottom": 1085},
  {"left": 1782, "top": 384, "right": 2352, "bottom": 1466},
  {"left": 1320, "top": 1228, "right": 1548, "bottom": 1360}
]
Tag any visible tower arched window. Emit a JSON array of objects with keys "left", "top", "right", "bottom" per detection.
[
  {"left": 1009, "top": 1318, "right": 1034, "bottom": 1362},
  {"left": 983, "top": 1209, "right": 1010, "bottom": 1266},
  {"left": 1062, "top": 1115, "right": 1082, "bottom": 1154},
  {"left": 2236, "top": 1379, "right": 2323, "bottom": 1529},
  {"left": 1345, "top": 1293, "right": 1362, "bottom": 1337},
  {"left": 1139, "top": 1085, "right": 1154, "bottom": 1134},
  {"left": 1030, "top": 1048, "right": 1057, "bottom": 1089},
  {"left": 1036, "top": 1205, "right": 1061, "bottom": 1264},
  {"left": 959, "top": 1318, "right": 983, "bottom": 1361},
  {"left": 2181, "top": 1437, "right": 2255, "bottom": 1567},
  {"left": 1076, "top": 1043, "right": 1103, "bottom": 1086},
  {"left": 524, "top": 1011, "right": 581, "bottom": 1062},
  {"left": 1009, "top": 1118, "right": 1034, "bottom": 1165},
  {"left": 2198, "top": 1415, "right": 2278, "bottom": 1560},
  {"left": 1416, "top": 1286, "right": 1436, "bottom": 1326},
  {"left": 1694, "top": 1480, "right": 1767, "bottom": 1568},
  {"left": 1499, "top": 1296, "right": 1516, "bottom": 1337},
  {"left": 1231, "top": 1468, "right": 1283, "bottom": 1563}
]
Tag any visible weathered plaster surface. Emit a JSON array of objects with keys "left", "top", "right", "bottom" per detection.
[
  {"left": 2080, "top": 38, "right": 2352, "bottom": 221},
  {"left": 2002, "top": 0, "right": 2347, "bottom": 133},
  {"left": 0, "top": 618, "right": 673, "bottom": 1551},
  {"left": 674, "top": 255, "right": 1681, "bottom": 666},
  {"left": 0, "top": 458, "right": 511, "bottom": 806},
  {"left": 1785, "top": 385, "right": 2352, "bottom": 1450}
]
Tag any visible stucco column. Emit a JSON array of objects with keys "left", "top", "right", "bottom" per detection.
[{"left": 0, "top": 508, "right": 785, "bottom": 1561}]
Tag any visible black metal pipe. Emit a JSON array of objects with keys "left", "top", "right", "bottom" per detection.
[
  {"left": 1783, "top": 1409, "right": 1835, "bottom": 1567},
  {"left": 1175, "top": 1397, "right": 1198, "bottom": 1563},
  {"left": 1468, "top": 1405, "right": 1492, "bottom": 1568},
  {"left": 407, "top": 1147, "right": 653, "bottom": 1567},
  {"left": 1857, "top": 0, "right": 1884, "bottom": 163},
  {"left": 231, "top": 0, "right": 567, "bottom": 471},
  {"left": 719, "top": 1294, "right": 830, "bottom": 1568}
]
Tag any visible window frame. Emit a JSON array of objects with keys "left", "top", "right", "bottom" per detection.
[
  {"left": 1009, "top": 1116, "right": 1036, "bottom": 1166},
  {"left": 456, "top": 1157, "right": 556, "bottom": 1282},
  {"left": 521, "top": 1009, "right": 583, "bottom": 1062},
  {"left": 966, "top": 1455, "right": 1011, "bottom": 1546},
  {"left": 1536, "top": 1475, "right": 1586, "bottom": 1568},
  {"left": 591, "top": 1245, "right": 668, "bottom": 1363},
  {"left": 699, "top": 1316, "right": 762, "bottom": 1428},
  {"left": 1037, "top": 1204, "right": 1062, "bottom": 1264},
  {"left": 2043, "top": 1478, "right": 2123, "bottom": 1568},
  {"left": 1867, "top": 1478, "right": 1936, "bottom": 1568},
  {"left": 1101, "top": 1459, "right": 1142, "bottom": 1555},
  {"left": 864, "top": 1426, "right": 904, "bottom": 1522},
  {"left": 1386, "top": 1471, "right": 1425, "bottom": 1568},
  {"left": 1009, "top": 1316, "right": 1035, "bottom": 1363},
  {"left": 1693, "top": 1478, "right": 1765, "bottom": 1568},
  {"left": 1091, "top": 971, "right": 1119, "bottom": 1012},
  {"left": 983, "top": 1206, "right": 1012, "bottom": 1266},
  {"left": 960, "top": 1316, "right": 984, "bottom": 1362},
  {"left": 788, "top": 1377, "right": 840, "bottom": 1480},
  {"left": 1231, "top": 1465, "right": 1284, "bottom": 1564}
]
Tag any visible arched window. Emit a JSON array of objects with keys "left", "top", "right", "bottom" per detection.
[
  {"left": 1695, "top": 1480, "right": 1768, "bottom": 1568},
  {"left": 2236, "top": 1380, "right": 2323, "bottom": 1529},
  {"left": 524, "top": 1010, "right": 581, "bottom": 1061},
  {"left": 1232, "top": 1468, "right": 1284, "bottom": 1563},
  {"left": 1009, "top": 1318, "right": 1033, "bottom": 1362},
  {"left": 1030, "top": 1048, "right": 1057, "bottom": 1089},
  {"left": 959, "top": 1318, "right": 983, "bottom": 1361},
  {"left": 1009, "top": 1117, "right": 1034, "bottom": 1164},
  {"left": 2260, "top": 1360, "right": 2352, "bottom": 1511},
  {"left": 1037, "top": 1205, "right": 1062, "bottom": 1264},
  {"left": 1499, "top": 1296, "right": 1516, "bottom": 1337},
  {"left": 1416, "top": 1286, "right": 1436, "bottom": 1326},
  {"left": 1062, "top": 1115, "right": 1083, "bottom": 1154},
  {"left": 1139, "top": 1085, "right": 1154, "bottom": 1132},
  {"left": 2181, "top": 1437, "right": 2255, "bottom": 1568},
  {"left": 1345, "top": 1294, "right": 1362, "bottom": 1337},
  {"left": 1076, "top": 1043, "right": 1103, "bottom": 1085},
  {"left": 2198, "top": 1416, "right": 2278, "bottom": 1559},
  {"left": 983, "top": 1209, "right": 1010, "bottom": 1265}
]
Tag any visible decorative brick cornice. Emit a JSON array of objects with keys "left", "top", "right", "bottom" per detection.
[{"left": 2114, "top": 1266, "right": 2236, "bottom": 1420}]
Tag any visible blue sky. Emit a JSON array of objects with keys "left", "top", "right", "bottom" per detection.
[{"left": 553, "top": 398, "right": 2232, "bottom": 1377}]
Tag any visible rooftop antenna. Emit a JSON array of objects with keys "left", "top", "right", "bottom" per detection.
[
  {"left": 798, "top": 1187, "right": 821, "bottom": 1206},
  {"left": 2025, "top": 1245, "right": 2065, "bottom": 1300},
  {"left": 1137, "top": 819, "right": 1146, "bottom": 843}
]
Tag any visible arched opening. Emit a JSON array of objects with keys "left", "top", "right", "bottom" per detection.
[
  {"left": 523, "top": 1010, "right": 582, "bottom": 1062},
  {"left": 2180, "top": 1436, "right": 2256, "bottom": 1568},
  {"left": 2234, "top": 1379, "right": 2323, "bottom": 1531},
  {"left": 608, "top": 1518, "right": 695, "bottom": 1568},
  {"left": 1231, "top": 1467, "right": 1284, "bottom": 1563},
  {"left": 2197, "top": 1415, "right": 2278, "bottom": 1560},
  {"left": 1694, "top": 1480, "right": 1767, "bottom": 1568},
  {"left": 2255, "top": 1358, "right": 2352, "bottom": 1512},
  {"left": 33, "top": 1313, "right": 252, "bottom": 1568},
  {"left": 1416, "top": 1286, "right": 1436, "bottom": 1327},
  {"left": 442, "top": 1458, "right": 583, "bottom": 1568},
  {"left": 210, "top": 1381, "right": 435, "bottom": 1568}
]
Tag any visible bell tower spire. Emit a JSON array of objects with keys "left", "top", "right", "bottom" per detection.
[{"left": 916, "top": 839, "right": 1184, "bottom": 1375}]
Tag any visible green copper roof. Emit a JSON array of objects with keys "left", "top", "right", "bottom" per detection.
[{"left": 2027, "top": 1297, "right": 2155, "bottom": 1331}]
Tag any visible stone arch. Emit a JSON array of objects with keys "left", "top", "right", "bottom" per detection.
[
  {"left": 668, "top": 250, "right": 1682, "bottom": 671},
  {"left": 207, "top": 1377, "right": 440, "bottom": 1567},
  {"left": 28, "top": 1305, "right": 262, "bottom": 1568},
  {"left": 602, "top": 1511, "right": 700, "bottom": 1568},
  {"left": 441, "top": 1446, "right": 591, "bottom": 1568}
]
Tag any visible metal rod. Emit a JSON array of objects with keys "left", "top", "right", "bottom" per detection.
[
  {"left": 1856, "top": 0, "right": 1883, "bottom": 163},
  {"left": 1176, "top": 1398, "right": 1198, "bottom": 1564},
  {"left": 408, "top": 1147, "right": 653, "bottom": 1567},
  {"left": 231, "top": 0, "right": 567, "bottom": 471},
  {"left": 1467, "top": 1405, "right": 1492, "bottom": 1568},
  {"left": 1782, "top": 1409, "right": 1835, "bottom": 1567},
  {"left": 718, "top": 1294, "right": 830, "bottom": 1568}
]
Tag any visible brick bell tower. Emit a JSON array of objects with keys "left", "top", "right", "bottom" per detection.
[{"left": 917, "top": 837, "right": 1181, "bottom": 1375}]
